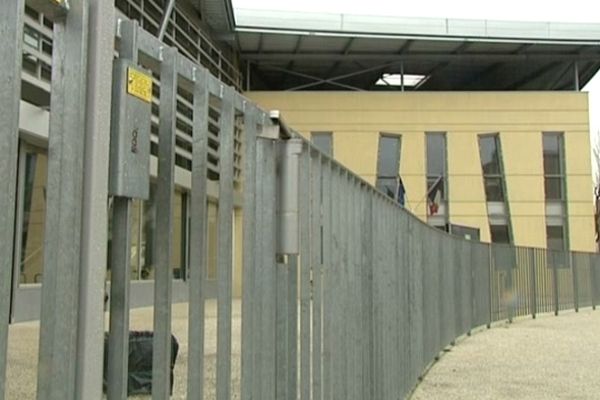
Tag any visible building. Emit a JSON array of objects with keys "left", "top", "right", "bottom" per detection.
[
  {"left": 238, "top": 9, "right": 599, "bottom": 252},
  {"left": 10, "top": 0, "right": 600, "bottom": 321},
  {"left": 248, "top": 91, "right": 595, "bottom": 251}
]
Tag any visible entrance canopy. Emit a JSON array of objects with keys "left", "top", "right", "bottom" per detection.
[{"left": 234, "top": 9, "right": 600, "bottom": 91}]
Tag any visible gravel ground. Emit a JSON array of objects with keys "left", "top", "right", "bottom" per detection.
[
  {"left": 6, "top": 299, "right": 242, "bottom": 399},
  {"left": 411, "top": 309, "right": 600, "bottom": 400},
  {"left": 8, "top": 303, "right": 600, "bottom": 399}
]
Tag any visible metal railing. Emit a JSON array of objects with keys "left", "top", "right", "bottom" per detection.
[{"left": 1, "top": 2, "right": 600, "bottom": 400}]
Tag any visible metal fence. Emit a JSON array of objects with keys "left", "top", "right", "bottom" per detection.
[{"left": 1, "top": 2, "right": 600, "bottom": 400}]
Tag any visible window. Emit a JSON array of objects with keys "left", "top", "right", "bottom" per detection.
[
  {"left": 490, "top": 224, "right": 510, "bottom": 244},
  {"left": 311, "top": 132, "right": 333, "bottom": 156},
  {"left": 546, "top": 225, "right": 565, "bottom": 251},
  {"left": 543, "top": 133, "right": 567, "bottom": 250},
  {"left": 426, "top": 132, "right": 447, "bottom": 219},
  {"left": 376, "top": 133, "right": 401, "bottom": 199},
  {"left": 17, "top": 145, "right": 48, "bottom": 284},
  {"left": 23, "top": 25, "right": 40, "bottom": 50},
  {"left": 543, "top": 133, "right": 564, "bottom": 200},
  {"left": 426, "top": 133, "right": 447, "bottom": 216},
  {"left": 478, "top": 135, "right": 505, "bottom": 202}
]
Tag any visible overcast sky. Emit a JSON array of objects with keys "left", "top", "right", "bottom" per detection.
[
  {"left": 233, "top": 0, "right": 600, "bottom": 158},
  {"left": 233, "top": 0, "right": 600, "bottom": 23}
]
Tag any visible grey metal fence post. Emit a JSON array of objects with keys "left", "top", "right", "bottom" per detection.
[
  {"left": 552, "top": 254, "right": 559, "bottom": 316},
  {"left": 469, "top": 243, "right": 475, "bottom": 336},
  {"left": 240, "top": 105, "right": 259, "bottom": 400},
  {"left": 310, "top": 151, "right": 323, "bottom": 400},
  {"left": 258, "top": 137, "right": 278, "bottom": 400},
  {"left": 75, "top": 0, "right": 114, "bottom": 398},
  {"left": 529, "top": 249, "right": 537, "bottom": 319},
  {"left": 321, "top": 159, "right": 333, "bottom": 400},
  {"left": 216, "top": 86, "right": 235, "bottom": 400},
  {"left": 571, "top": 253, "right": 579, "bottom": 312},
  {"left": 36, "top": 1, "right": 90, "bottom": 398},
  {"left": 507, "top": 259, "right": 514, "bottom": 324},
  {"left": 0, "top": 0, "right": 25, "bottom": 397},
  {"left": 107, "top": 20, "right": 138, "bottom": 400},
  {"left": 298, "top": 149, "right": 315, "bottom": 400},
  {"left": 152, "top": 45, "right": 178, "bottom": 400},
  {"left": 590, "top": 254, "right": 597, "bottom": 311},
  {"left": 299, "top": 147, "right": 310, "bottom": 400},
  {"left": 107, "top": 197, "right": 134, "bottom": 400},
  {"left": 186, "top": 66, "right": 210, "bottom": 399},
  {"left": 487, "top": 244, "right": 493, "bottom": 328}
]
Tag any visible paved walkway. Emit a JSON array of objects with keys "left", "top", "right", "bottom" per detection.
[{"left": 411, "top": 309, "right": 600, "bottom": 400}]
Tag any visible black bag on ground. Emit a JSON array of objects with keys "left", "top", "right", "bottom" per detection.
[{"left": 103, "top": 331, "right": 179, "bottom": 396}]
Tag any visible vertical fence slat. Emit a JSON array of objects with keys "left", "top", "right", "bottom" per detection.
[
  {"left": 361, "top": 187, "right": 373, "bottom": 400},
  {"left": 240, "top": 106, "right": 259, "bottom": 399},
  {"left": 107, "top": 20, "right": 137, "bottom": 400},
  {"left": 551, "top": 251, "right": 560, "bottom": 316},
  {"left": 76, "top": 1, "right": 114, "bottom": 398},
  {"left": 300, "top": 148, "right": 311, "bottom": 400},
  {"left": 107, "top": 198, "right": 133, "bottom": 400},
  {"left": 257, "top": 137, "right": 277, "bottom": 400},
  {"left": 187, "top": 67, "right": 210, "bottom": 400},
  {"left": 37, "top": 2, "right": 90, "bottom": 398},
  {"left": 311, "top": 152, "right": 323, "bottom": 400},
  {"left": 275, "top": 259, "right": 288, "bottom": 400},
  {"left": 340, "top": 171, "right": 350, "bottom": 400},
  {"left": 152, "top": 45, "right": 178, "bottom": 400},
  {"left": 572, "top": 253, "right": 579, "bottom": 312},
  {"left": 216, "top": 87, "right": 235, "bottom": 400},
  {"left": 288, "top": 255, "right": 298, "bottom": 400},
  {"left": 330, "top": 166, "right": 341, "bottom": 399},
  {"left": 529, "top": 248, "right": 537, "bottom": 318},
  {"left": 590, "top": 254, "right": 597, "bottom": 310},
  {"left": 252, "top": 137, "right": 266, "bottom": 399},
  {"left": 321, "top": 159, "right": 332, "bottom": 400},
  {"left": 354, "top": 179, "right": 364, "bottom": 399},
  {"left": 0, "top": 0, "right": 24, "bottom": 396}
]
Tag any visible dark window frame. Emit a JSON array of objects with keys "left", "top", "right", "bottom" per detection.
[
  {"left": 546, "top": 224, "right": 566, "bottom": 251},
  {"left": 376, "top": 132, "right": 402, "bottom": 199},
  {"left": 478, "top": 133, "right": 506, "bottom": 202},
  {"left": 425, "top": 132, "right": 448, "bottom": 201},
  {"left": 542, "top": 132, "right": 566, "bottom": 201},
  {"left": 490, "top": 224, "right": 511, "bottom": 244},
  {"left": 311, "top": 131, "right": 333, "bottom": 156}
]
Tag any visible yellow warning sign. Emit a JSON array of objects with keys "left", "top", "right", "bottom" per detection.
[{"left": 127, "top": 67, "right": 153, "bottom": 103}]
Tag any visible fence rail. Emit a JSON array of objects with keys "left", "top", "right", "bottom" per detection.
[{"left": 1, "top": 2, "right": 600, "bottom": 400}]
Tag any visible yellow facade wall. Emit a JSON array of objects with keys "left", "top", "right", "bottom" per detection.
[
  {"left": 565, "top": 130, "right": 596, "bottom": 252},
  {"left": 247, "top": 91, "right": 595, "bottom": 251}
]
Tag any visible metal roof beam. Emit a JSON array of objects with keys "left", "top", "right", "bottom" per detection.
[
  {"left": 324, "top": 37, "right": 356, "bottom": 78},
  {"left": 507, "top": 61, "right": 562, "bottom": 89},
  {"left": 286, "top": 60, "right": 403, "bottom": 91},
  {"left": 416, "top": 42, "right": 471, "bottom": 89},
  {"left": 260, "top": 65, "right": 364, "bottom": 91},
  {"left": 397, "top": 39, "right": 414, "bottom": 54},
  {"left": 242, "top": 52, "right": 600, "bottom": 62},
  {"left": 257, "top": 33, "right": 264, "bottom": 53},
  {"left": 285, "top": 36, "right": 304, "bottom": 73}
]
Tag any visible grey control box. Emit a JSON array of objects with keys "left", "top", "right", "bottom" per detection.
[{"left": 108, "top": 59, "right": 152, "bottom": 199}]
